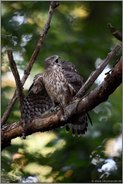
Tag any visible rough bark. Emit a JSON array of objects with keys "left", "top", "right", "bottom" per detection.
[{"left": 2, "top": 58, "right": 122, "bottom": 150}]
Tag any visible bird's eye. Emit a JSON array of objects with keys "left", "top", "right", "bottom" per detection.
[{"left": 55, "top": 59, "right": 59, "bottom": 63}]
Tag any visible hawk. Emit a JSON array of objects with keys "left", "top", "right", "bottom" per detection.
[{"left": 22, "top": 55, "right": 89, "bottom": 136}]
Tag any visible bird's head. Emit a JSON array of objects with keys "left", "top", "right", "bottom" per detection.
[{"left": 44, "top": 55, "right": 61, "bottom": 69}]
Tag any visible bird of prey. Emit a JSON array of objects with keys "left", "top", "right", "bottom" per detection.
[{"left": 22, "top": 55, "right": 89, "bottom": 136}]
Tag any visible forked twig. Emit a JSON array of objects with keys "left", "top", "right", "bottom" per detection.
[
  {"left": 76, "top": 44, "right": 121, "bottom": 98},
  {"left": 107, "top": 23, "right": 122, "bottom": 41}
]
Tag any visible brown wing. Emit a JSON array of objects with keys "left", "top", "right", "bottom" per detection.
[
  {"left": 22, "top": 73, "right": 52, "bottom": 122},
  {"left": 63, "top": 70, "right": 84, "bottom": 92},
  {"left": 60, "top": 60, "right": 89, "bottom": 135},
  {"left": 60, "top": 60, "right": 84, "bottom": 91},
  {"left": 61, "top": 60, "right": 78, "bottom": 73}
]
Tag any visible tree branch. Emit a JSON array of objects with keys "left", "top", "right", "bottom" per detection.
[
  {"left": 107, "top": 23, "right": 122, "bottom": 41},
  {"left": 7, "top": 50, "right": 24, "bottom": 114},
  {"left": 2, "top": 58, "right": 122, "bottom": 150},
  {"left": 77, "top": 57, "right": 122, "bottom": 114},
  {"left": 1, "top": 1, "right": 59, "bottom": 125},
  {"left": 76, "top": 44, "right": 121, "bottom": 98}
]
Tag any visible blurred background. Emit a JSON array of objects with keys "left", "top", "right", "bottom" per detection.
[{"left": 1, "top": 1, "right": 122, "bottom": 183}]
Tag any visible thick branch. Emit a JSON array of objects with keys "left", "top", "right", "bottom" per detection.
[
  {"left": 1, "top": 1, "right": 59, "bottom": 125},
  {"left": 2, "top": 58, "right": 122, "bottom": 150},
  {"left": 7, "top": 50, "right": 24, "bottom": 114},
  {"left": 107, "top": 23, "right": 122, "bottom": 41},
  {"left": 76, "top": 44, "right": 121, "bottom": 98},
  {"left": 77, "top": 57, "right": 122, "bottom": 114}
]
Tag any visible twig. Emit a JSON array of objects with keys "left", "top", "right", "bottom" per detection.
[
  {"left": 76, "top": 44, "right": 121, "bottom": 98},
  {"left": 1, "top": 1, "right": 59, "bottom": 125},
  {"left": 7, "top": 50, "right": 24, "bottom": 114},
  {"left": 77, "top": 57, "right": 122, "bottom": 113},
  {"left": 1, "top": 58, "right": 122, "bottom": 150},
  {"left": 107, "top": 23, "right": 122, "bottom": 41}
]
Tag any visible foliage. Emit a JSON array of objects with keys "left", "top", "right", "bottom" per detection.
[{"left": 1, "top": 1, "right": 122, "bottom": 183}]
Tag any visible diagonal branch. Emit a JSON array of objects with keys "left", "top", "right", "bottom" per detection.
[
  {"left": 76, "top": 44, "right": 121, "bottom": 98},
  {"left": 2, "top": 58, "right": 122, "bottom": 150},
  {"left": 107, "top": 23, "right": 122, "bottom": 41},
  {"left": 77, "top": 57, "right": 122, "bottom": 114},
  {"left": 7, "top": 50, "right": 24, "bottom": 114},
  {"left": 1, "top": 1, "right": 59, "bottom": 125}
]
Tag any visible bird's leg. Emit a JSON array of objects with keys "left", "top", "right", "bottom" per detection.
[
  {"left": 60, "top": 103, "right": 70, "bottom": 122},
  {"left": 21, "top": 120, "right": 27, "bottom": 139},
  {"left": 60, "top": 99, "right": 79, "bottom": 122}
]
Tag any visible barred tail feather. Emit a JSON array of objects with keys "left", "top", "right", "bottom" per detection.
[{"left": 65, "top": 114, "right": 88, "bottom": 136}]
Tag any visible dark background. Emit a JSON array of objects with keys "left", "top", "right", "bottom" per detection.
[{"left": 1, "top": 1, "right": 122, "bottom": 183}]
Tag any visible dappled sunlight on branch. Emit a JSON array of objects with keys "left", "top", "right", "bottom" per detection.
[{"left": 95, "top": 58, "right": 111, "bottom": 85}]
